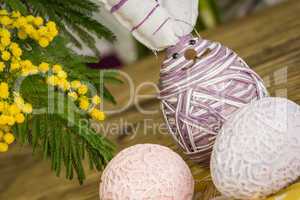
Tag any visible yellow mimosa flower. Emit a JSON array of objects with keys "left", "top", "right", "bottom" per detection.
[
  {"left": 1, "top": 51, "right": 11, "bottom": 61},
  {"left": 15, "top": 113, "right": 25, "bottom": 124},
  {"left": 0, "top": 142, "right": 8, "bottom": 152},
  {"left": 0, "top": 82, "right": 9, "bottom": 99}
]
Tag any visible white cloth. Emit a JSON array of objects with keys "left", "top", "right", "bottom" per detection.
[{"left": 99, "top": 0, "right": 199, "bottom": 51}]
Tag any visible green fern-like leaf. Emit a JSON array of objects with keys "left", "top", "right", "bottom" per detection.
[
  {"left": 3, "top": 0, "right": 28, "bottom": 14},
  {"left": 14, "top": 75, "right": 115, "bottom": 184},
  {"left": 0, "top": 2, "right": 121, "bottom": 184}
]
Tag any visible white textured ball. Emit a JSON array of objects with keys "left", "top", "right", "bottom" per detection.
[
  {"left": 99, "top": 144, "right": 194, "bottom": 200},
  {"left": 211, "top": 97, "right": 300, "bottom": 199}
]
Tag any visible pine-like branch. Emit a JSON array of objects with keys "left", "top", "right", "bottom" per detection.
[
  {"left": 0, "top": 2, "right": 121, "bottom": 184},
  {"left": 14, "top": 75, "right": 115, "bottom": 184}
]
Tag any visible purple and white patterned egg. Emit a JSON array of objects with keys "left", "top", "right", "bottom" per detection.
[{"left": 159, "top": 35, "right": 268, "bottom": 165}]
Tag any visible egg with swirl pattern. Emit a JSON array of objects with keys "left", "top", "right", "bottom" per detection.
[{"left": 211, "top": 97, "right": 300, "bottom": 199}]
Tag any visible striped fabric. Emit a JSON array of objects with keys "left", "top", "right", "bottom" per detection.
[
  {"left": 110, "top": 0, "right": 128, "bottom": 13},
  {"left": 131, "top": 3, "right": 160, "bottom": 32}
]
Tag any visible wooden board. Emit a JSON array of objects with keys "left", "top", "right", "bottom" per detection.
[{"left": 1, "top": 0, "right": 300, "bottom": 199}]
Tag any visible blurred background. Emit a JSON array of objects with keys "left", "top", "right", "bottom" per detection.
[{"left": 71, "top": 0, "right": 286, "bottom": 69}]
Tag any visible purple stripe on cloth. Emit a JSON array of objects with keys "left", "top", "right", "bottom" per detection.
[
  {"left": 131, "top": 4, "right": 159, "bottom": 32},
  {"left": 110, "top": 0, "right": 128, "bottom": 13},
  {"left": 152, "top": 17, "right": 170, "bottom": 35}
]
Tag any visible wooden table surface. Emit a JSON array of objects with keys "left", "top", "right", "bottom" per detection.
[{"left": 1, "top": 0, "right": 300, "bottom": 199}]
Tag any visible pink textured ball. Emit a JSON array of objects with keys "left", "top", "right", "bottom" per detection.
[
  {"left": 159, "top": 35, "right": 268, "bottom": 166},
  {"left": 99, "top": 144, "right": 194, "bottom": 200}
]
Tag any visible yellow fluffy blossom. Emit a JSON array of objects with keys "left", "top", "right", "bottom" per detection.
[
  {"left": 33, "top": 17, "right": 44, "bottom": 26},
  {"left": 17, "top": 30, "right": 27, "bottom": 40},
  {"left": 46, "top": 75, "right": 59, "bottom": 86},
  {"left": 9, "top": 104, "right": 21, "bottom": 115},
  {"left": 0, "top": 130, "right": 3, "bottom": 140},
  {"left": 0, "top": 115, "right": 9, "bottom": 125},
  {"left": 0, "top": 28, "right": 11, "bottom": 38},
  {"left": 0, "top": 142, "right": 8, "bottom": 152},
  {"left": 21, "top": 64, "right": 38, "bottom": 76},
  {"left": 24, "top": 24, "right": 35, "bottom": 35},
  {"left": 1, "top": 51, "right": 11, "bottom": 61},
  {"left": 0, "top": 101, "right": 5, "bottom": 111},
  {"left": 92, "top": 95, "right": 101, "bottom": 105},
  {"left": 30, "top": 30, "right": 39, "bottom": 41},
  {"left": 46, "top": 21, "right": 57, "bottom": 30},
  {"left": 11, "top": 11, "right": 21, "bottom": 18},
  {"left": 0, "top": 16, "right": 12, "bottom": 26},
  {"left": 10, "top": 61, "right": 20, "bottom": 70},
  {"left": 38, "top": 26, "right": 48, "bottom": 36},
  {"left": 78, "top": 84, "right": 88, "bottom": 95},
  {"left": 90, "top": 108, "right": 105, "bottom": 121},
  {"left": 1, "top": 36, "right": 11, "bottom": 47},
  {"left": 26, "top": 15, "right": 35, "bottom": 23},
  {"left": 10, "top": 42, "right": 19, "bottom": 49},
  {"left": 71, "top": 80, "right": 81, "bottom": 89},
  {"left": 52, "top": 64, "right": 62, "bottom": 73},
  {"left": 68, "top": 91, "right": 78, "bottom": 101},
  {"left": 21, "top": 60, "right": 32, "bottom": 68},
  {"left": 6, "top": 116, "right": 15, "bottom": 126},
  {"left": 15, "top": 113, "right": 25, "bottom": 124},
  {"left": 11, "top": 47, "right": 22, "bottom": 57},
  {"left": 3, "top": 132, "right": 15, "bottom": 144},
  {"left": 79, "top": 98, "right": 90, "bottom": 111},
  {"left": 38, "top": 62, "right": 49, "bottom": 73},
  {"left": 46, "top": 22, "right": 58, "bottom": 36},
  {"left": 57, "top": 78, "right": 71, "bottom": 91},
  {"left": 0, "top": 82, "right": 9, "bottom": 99},
  {"left": 0, "top": 102, "right": 8, "bottom": 112},
  {"left": 0, "top": 62, "right": 5, "bottom": 72},
  {"left": 16, "top": 16, "right": 27, "bottom": 26},
  {"left": 0, "top": 114, "right": 15, "bottom": 126},
  {"left": 39, "top": 37, "right": 49, "bottom": 48},
  {"left": 57, "top": 70, "right": 67, "bottom": 79},
  {"left": 0, "top": 125, "right": 11, "bottom": 133}
]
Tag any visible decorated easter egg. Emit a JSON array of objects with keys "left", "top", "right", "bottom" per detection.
[
  {"left": 98, "top": 0, "right": 268, "bottom": 165},
  {"left": 211, "top": 97, "right": 300, "bottom": 199},
  {"left": 99, "top": 144, "right": 194, "bottom": 200},
  {"left": 159, "top": 35, "right": 268, "bottom": 165}
]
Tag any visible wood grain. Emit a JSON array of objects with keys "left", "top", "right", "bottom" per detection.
[{"left": 1, "top": 0, "right": 300, "bottom": 199}]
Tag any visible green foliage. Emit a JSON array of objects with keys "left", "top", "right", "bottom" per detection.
[
  {"left": 0, "top": 1, "right": 122, "bottom": 184},
  {"left": 9, "top": 35, "right": 121, "bottom": 184},
  {"left": 3, "top": 0, "right": 115, "bottom": 54},
  {"left": 196, "top": 0, "right": 221, "bottom": 30},
  {"left": 14, "top": 75, "right": 115, "bottom": 184},
  {"left": 3, "top": 0, "right": 28, "bottom": 15}
]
